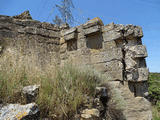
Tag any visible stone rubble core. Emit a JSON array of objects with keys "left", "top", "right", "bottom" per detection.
[{"left": 0, "top": 11, "right": 152, "bottom": 120}]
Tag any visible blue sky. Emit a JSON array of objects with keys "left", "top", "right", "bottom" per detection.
[{"left": 0, "top": 0, "right": 160, "bottom": 72}]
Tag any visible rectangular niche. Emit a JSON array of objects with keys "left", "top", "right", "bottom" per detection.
[
  {"left": 86, "top": 33, "right": 103, "bottom": 49},
  {"left": 67, "top": 39, "right": 77, "bottom": 51}
]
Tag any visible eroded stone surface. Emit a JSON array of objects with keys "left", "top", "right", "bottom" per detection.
[
  {"left": 22, "top": 85, "right": 40, "bottom": 103},
  {"left": 0, "top": 103, "right": 39, "bottom": 120}
]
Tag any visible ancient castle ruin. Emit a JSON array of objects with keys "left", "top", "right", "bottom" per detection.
[{"left": 0, "top": 11, "right": 152, "bottom": 120}]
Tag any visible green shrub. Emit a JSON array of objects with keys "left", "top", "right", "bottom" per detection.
[
  {"left": 148, "top": 73, "right": 160, "bottom": 103},
  {"left": 148, "top": 73, "right": 160, "bottom": 120}
]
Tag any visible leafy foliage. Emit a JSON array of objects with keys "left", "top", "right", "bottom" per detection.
[
  {"left": 148, "top": 73, "right": 160, "bottom": 105},
  {"left": 148, "top": 73, "right": 160, "bottom": 119}
]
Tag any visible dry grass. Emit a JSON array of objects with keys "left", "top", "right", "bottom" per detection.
[
  {"left": 0, "top": 50, "right": 102, "bottom": 119},
  {"left": 0, "top": 46, "right": 127, "bottom": 119}
]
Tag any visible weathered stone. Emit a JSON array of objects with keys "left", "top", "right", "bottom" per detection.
[
  {"left": 102, "top": 24, "right": 125, "bottom": 43},
  {"left": 126, "top": 68, "right": 149, "bottom": 82},
  {"left": 62, "top": 27, "right": 77, "bottom": 41},
  {"left": 22, "top": 85, "right": 40, "bottom": 103},
  {"left": 91, "top": 48, "right": 123, "bottom": 64},
  {"left": 60, "top": 43, "right": 67, "bottom": 53},
  {"left": 125, "top": 57, "right": 137, "bottom": 70},
  {"left": 81, "top": 108, "right": 100, "bottom": 119},
  {"left": 0, "top": 12, "right": 151, "bottom": 120},
  {"left": 102, "top": 29, "right": 123, "bottom": 42},
  {"left": 64, "top": 33, "right": 76, "bottom": 41},
  {"left": 41, "top": 22, "right": 60, "bottom": 31},
  {"left": 105, "top": 62, "right": 123, "bottom": 81},
  {"left": 138, "top": 68, "right": 149, "bottom": 82},
  {"left": 126, "top": 69, "right": 139, "bottom": 81},
  {"left": 77, "top": 37, "right": 86, "bottom": 49},
  {"left": 103, "top": 41, "right": 117, "bottom": 50},
  {"left": 48, "top": 30, "right": 60, "bottom": 38},
  {"left": 125, "top": 45, "right": 148, "bottom": 58},
  {"left": 126, "top": 38, "right": 142, "bottom": 46},
  {"left": 63, "top": 27, "right": 77, "bottom": 36},
  {"left": 83, "top": 17, "right": 104, "bottom": 29},
  {"left": 124, "top": 25, "right": 143, "bottom": 38},
  {"left": 13, "top": 11, "right": 32, "bottom": 20},
  {"left": 84, "top": 25, "right": 101, "bottom": 36},
  {"left": 95, "top": 87, "right": 107, "bottom": 98},
  {"left": 0, "top": 103, "right": 39, "bottom": 120}
]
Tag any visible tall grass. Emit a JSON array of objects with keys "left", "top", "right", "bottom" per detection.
[
  {"left": 152, "top": 106, "right": 160, "bottom": 120},
  {"left": 37, "top": 64, "right": 101, "bottom": 118},
  {"left": 0, "top": 50, "right": 101, "bottom": 119}
]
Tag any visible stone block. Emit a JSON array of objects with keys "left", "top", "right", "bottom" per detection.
[
  {"left": 93, "top": 60, "right": 123, "bottom": 81},
  {"left": 64, "top": 32, "right": 76, "bottom": 41},
  {"left": 84, "top": 25, "right": 101, "bottom": 36},
  {"left": 125, "top": 45, "right": 148, "bottom": 58},
  {"left": 126, "top": 68, "right": 149, "bottom": 82},
  {"left": 124, "top": 25, "right": 143, "bottom": 38},
  {"left": 36, "top": 28, "right": 49, "bottom": 36},
  {"left": 22, "top": 85, "right": 40, "bottom": 103},
  {"left": 83, "top": 17, "right": 104, "bottom": 29},
  {"left": 63, "top": 27, "right": 77, "bottom": 36},
  {"left": 103, "top": 41, "right": 117, "bottom": 50},
  {"left": 91, "top": 48, "right": 123, "bottom": 64},
  {"left": 77, "top": 38, "right": 86, "bottom": 49},
  {"left": 138, "top": 68, "right": 149, "bottom": 82},
  {"left": 126, "top": 38, "right": 142, "bottom": 46},
  {"left": 60, "top": 43, "right": 67, "bottom": 53},
  {"left": 0, "top": 103, "right": 40, "bottom": 119},
  {"left": 63, "top": 27, "right": 77, "bottom": 41},
  {"left": 102, "top": 30, "right": 123, "bottom": 42},
  {"left": 126, "top": 69, "right": 139, "bottom": 81},
  {"left": 48, "top": 30, "right": 60, "bottom": 38},
  {"left": 125, "top": 57, "right": 137, "bottom": 70}
]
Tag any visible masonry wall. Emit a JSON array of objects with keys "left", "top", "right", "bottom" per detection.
[
  {"left": 61, "top": 18, "right": 149, "bottom": 97},
  {"left": 0, "top": 12, "right": 149, "bottom": 97},
  {"left": 0, "top": 14, "right": 60, "bottom": 69}
]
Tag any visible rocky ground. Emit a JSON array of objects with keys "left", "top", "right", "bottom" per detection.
[{"left": 0, "top": 85, "right": 112, "bottom": 120}]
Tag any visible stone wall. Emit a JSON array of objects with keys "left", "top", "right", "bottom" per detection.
[
  {"left": 0, "top": 12, "right": 149, "bottom": 97},
  {"left": 61, "top": 18, "right": 148, "bottom": 97},
  {"left": 0, "top": 11, "right": 151, "bottom": 119},
  {"left": 0, "top": 12, "right": 60, "bottom": 69}
]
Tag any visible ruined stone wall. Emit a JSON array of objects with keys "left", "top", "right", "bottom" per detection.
[
  {"left": 0, "top": 12, "right": 149, "bottom": 97},
  {"left": 0, "top": 13, "right": 60, "bottom": 69},
  {"left": 0, "top": 12, "right": 151, "bottom": 119},
  {"left": 61, "top": 18, "right": 148, "bottom": 97}
]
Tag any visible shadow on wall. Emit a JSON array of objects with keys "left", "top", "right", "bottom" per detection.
[{"left": 86, "top": 33, "right": 103, "bottom": 49}]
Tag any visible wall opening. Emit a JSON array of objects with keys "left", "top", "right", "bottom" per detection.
[
  {"left": 67, "top": 39, "right": 77, "bottom": 51},
  {"left": 86, "top": 33, "right": 103, "bottom": 49}
]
